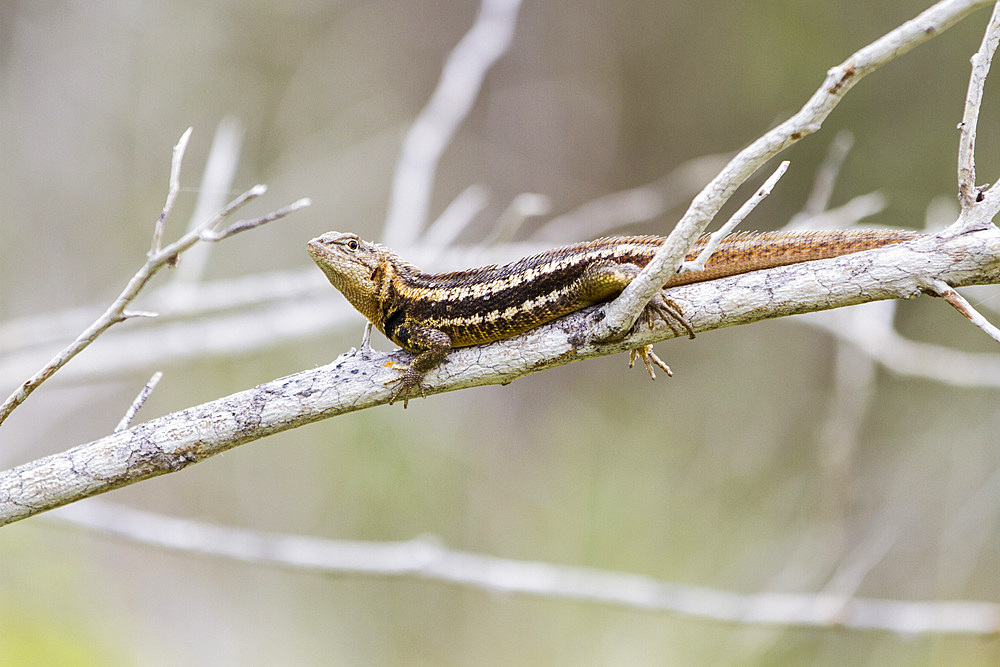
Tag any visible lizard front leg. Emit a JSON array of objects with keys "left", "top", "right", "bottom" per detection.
[{"left": 386, "top": 324, "right": 452, "bottom": 408}]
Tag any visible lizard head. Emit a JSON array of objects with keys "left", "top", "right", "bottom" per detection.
[{"left": 307, "top": 231, "right": 403, "bottom": 326}]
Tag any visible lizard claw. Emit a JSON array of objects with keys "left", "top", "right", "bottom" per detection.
[
  {"left": 624, "top": 292, "right": 686, "bottom": 381},
  {"left": 385, "top": 366, "right": 428, "bottom": 408},
  {"left": 628, "top": 345, "right": 672, "bottom": 380},
  {"left": 642, "top": 293, "right": 695, "bottom": 339}
]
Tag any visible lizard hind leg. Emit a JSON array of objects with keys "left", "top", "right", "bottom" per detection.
[
  {"left": 578, "top": 260, "right": 694, "bottom": 340},
  {"left": 576, "top": 260, "right": 692, "bottom": 380},
  {"left": 627, "top": 292, "right": 691, "bottom": 381},
  {"left": 642, "top": 292, "right": 695, "bottom": 340}
]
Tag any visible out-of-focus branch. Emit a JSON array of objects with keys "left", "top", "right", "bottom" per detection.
[
  {"left": 796, "top": 130, "right": 856, "bottom": 220},
  {"left": 47, "top": 501, "right": 1000, "bottom": 636},
  {"left": 532, "top": 153, "right": 731, "bottom": 242},
  {"left": 382, "top": 0, "right": 524, "bottom": 246},
  {"left": 169, "top": 117, "right": 245, "bottom": 288},
  {"left": 803, "top": 303, "right": 1000, "bottom": 388}
]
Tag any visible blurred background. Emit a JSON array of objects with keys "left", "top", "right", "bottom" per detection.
[{"left": 3, "top": 0, "right": 1000, "bottom": 664}]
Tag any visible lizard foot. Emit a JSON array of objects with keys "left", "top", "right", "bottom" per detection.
[
  {"left": 642, "top": 293, "right": 695, "bottom": 340},
  {"left": 625, "top": 293, "right": 686, "bottom": 381},
  {"left": 628, "top": 345, "right": 672, "bottom": 380},
  {"left": 385, "top": 366, "right": 428, "bottom": 409}
]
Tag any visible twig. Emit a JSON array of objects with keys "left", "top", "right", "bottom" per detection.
[
  {"left": 191, "top": 184, "right": 267, "bottom": 239},
  {"left": 151, "top": 127, "right": 191, "bottom": 254},
  {"left": 680, "top": 161, "right": 789, "bottom": 274},
  {"left": 115, "top": 372, "right": 163, "bottom": 433},
  {"left": 595, "top": 0, "right": 994, "bottom": 342},
  {"left": 46, "top": 501, "right": 1000, "bottom": 636},
  {"left": 382, "top": 0, "right": 524, "bottom": 246},
  {"left": 958, "top": 2, "right": 1000, "bottom": 207},
  {"left": 360, "top": 321, "right": 374, "bottom": 357},
  {"left": 199, "top": 196, "right": 312, "bottom": 241},
  {"left": 930, "top": 278, "right": 1000, "bottom": 342},
  {"left": 0, "top": 132, "right": 310, "bottom": 428}
]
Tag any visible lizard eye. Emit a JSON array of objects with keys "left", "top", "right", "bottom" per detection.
[{"left": 346, "top": 239, "right": 359, "bottom": 251}]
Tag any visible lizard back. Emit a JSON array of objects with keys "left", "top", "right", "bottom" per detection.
[{"left": 356, "top": 229, "right": 921, "bottom": 350}]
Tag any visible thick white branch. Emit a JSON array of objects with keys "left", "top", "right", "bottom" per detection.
[{"left": 4, "top": 228, "right": 1000, "bottom": 526}]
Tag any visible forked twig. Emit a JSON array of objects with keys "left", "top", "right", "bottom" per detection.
[
  {"left": 597, "top": 0, "right": 994, "bottom": 341},
  {"left": 0, "top": 130, "right": 310, "bottom": 428},
  {"left": 680, "top": 161, "right": 789, "bottom": 274}
]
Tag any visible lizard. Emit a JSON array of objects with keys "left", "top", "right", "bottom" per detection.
[{"left": 307, "top": 228, "right": 921, "bottom": 407}]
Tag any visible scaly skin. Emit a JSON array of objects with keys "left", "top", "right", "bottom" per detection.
[{"left": 308, "top": 229, "right": 920, "bottom": 406}]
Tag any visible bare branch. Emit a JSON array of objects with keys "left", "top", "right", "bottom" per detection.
[
  {"left": 151, "top": 127, "right": 192, "bottom": 254},
  {"left": 115, "top": 372, "right": 163, "bottom": 433},
  {"left": 5, "top": 229, "right": 1000, "bottom": 526},
  {"left": 189, "top": 184, "right": 267, "bottom": 240},
  {"left": 46, "top": 502, "right": 1000, "bottom": 636},
  {"left": 595, "top": 0, "right": 994, "bottom": 342},
  {"left": 200, "top": 197, "right": 312, "bottom": 242},
  {"left": 680, "top": 160, "right": 789, "bottom": 274},
  {"left": 958, "top": 2, "right": 1000, "bottom": 206},
  {"left": 931, "top": 277, "right": 1000, "bottom": 342}
]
